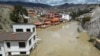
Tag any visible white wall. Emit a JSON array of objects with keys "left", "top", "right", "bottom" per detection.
[
  {"left": 4, "top": 41, "right": 27, "bottom": 56},
  {"left": 0, "top": 42, "right": 6, "bottom": 56},
  {"left": 13, "top": 24, "right": 36, "bottom": 32},
  {"left": 61, "top": 14, "right": 71, "bottom": 21},
  {"left": 26, "top": 33, "right": 37, "bottom": 50}
]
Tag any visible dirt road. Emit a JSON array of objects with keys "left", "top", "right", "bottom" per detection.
[{"left": 30, "top": 21, "right": 100, "bottom": 56}]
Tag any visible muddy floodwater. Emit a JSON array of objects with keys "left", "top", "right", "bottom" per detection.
[{"left": 30, "top": 21, "right": 100, "bottom": 56}]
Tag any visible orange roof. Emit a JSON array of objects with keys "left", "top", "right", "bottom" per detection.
[
  {"left": 44, "top": 21, "right": 51, "bottom": 24},
  {"left": 34, "top": 22, "right": 42, "bottom": 25},
  {"left": 51, "top": 18, "right": 60, "bottom": 22},
  {"left": 28, "top": 11, "right": 33, "bottom": 14}
]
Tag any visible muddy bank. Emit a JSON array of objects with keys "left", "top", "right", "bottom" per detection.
[{"left": 30, "top": 22, "right": 100, "bottom": 56}]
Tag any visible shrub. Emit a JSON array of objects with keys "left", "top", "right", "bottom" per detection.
[
  {"left": 40, "top": 14, "right": 46, "bottom": 17},
  {"left": 0, "top": 25, "right": 2, "bottom": 29},
  {"left": 82, "top": 16, "right": 91, "bottom": 24},
  {"left": 88, "top": 38, "right": 95, "bottom": 42}
]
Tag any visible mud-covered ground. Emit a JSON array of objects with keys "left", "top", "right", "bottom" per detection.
[{"left": 30, "top": 21, "right": 100, "bottom": 56}]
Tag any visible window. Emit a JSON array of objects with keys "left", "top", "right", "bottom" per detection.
[
  {"left": 26, "top": 29, "right": 31, "bottom": 32},
  {"left": 8, "top": 52, "right": 11, "bottom": 55},
  {"left": 20, "top": 52, "right": 26, "bottom": 54},
  {"left": 33, "top": 36, "right": 36, "bottom": 40},
  {"left": 29, "top": 39, "right": 31, "bottom": 45},
  {"left": 0, "top": 46, "right": 1, "bottom": 50},
  {"left": 6, "top": 42, "right": 10, "bottom": 48},
  {"left": 16, "top": 29, "right": 23, "bottom": 32},
  {"left": 0, "top": 54, "right": 2, "bottom": 56},
  {"left": 19, "top": 42, "right": 25, "bottom": 48},
  {"left": 33, "top": 28, "right": 35, "bottom": 32}
]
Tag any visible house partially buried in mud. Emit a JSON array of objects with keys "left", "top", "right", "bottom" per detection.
[{"left": 0, "top": 24, "right": 38, "bottom": 56}]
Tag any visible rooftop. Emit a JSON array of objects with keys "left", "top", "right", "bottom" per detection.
[
  {"left": 12, "top": 23, "right": 34, "bottom": 25},
  {"left": 0, "top": 32, "right": 33, "bottom": 42}
]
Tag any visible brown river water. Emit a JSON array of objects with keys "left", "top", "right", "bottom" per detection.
[{"left": 30, "top": 21, "right": 100, "bottom": 56}]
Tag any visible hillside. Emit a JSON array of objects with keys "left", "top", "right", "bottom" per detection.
[
  {"left": 83, "top": 7, "right": 100, "bottom": 38},
  {"left": 0, "top": 3, "right": 97, "bottom": 32},
  {"left": 0, "top": 1, "right": 51, "bottom": 8},
  {"left": 0, "top": 8, "right": 12, "bottom": 32}
]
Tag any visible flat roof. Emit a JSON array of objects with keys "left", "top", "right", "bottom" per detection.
[{"left": 0, "top": 32, "right": 33, "bottom": 42}]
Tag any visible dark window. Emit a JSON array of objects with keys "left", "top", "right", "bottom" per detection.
[
  {"left": 0, "top": 54, "right": 2, "bottom": 56},
  {"left": 33, "top": 28, "right": 35, "bottom": 32},
  {"left": 8, "top": 52, "right": 11, "bottom": 55},
  {"left": 29, "top": 39, "right": 31, "bottom": 45},
  {"left": 26, "top": 29, "right": 31, "bottom": 32},
  {"left": 6, "top": 42, "right": 10, "bottom": 48},
  {"left": 33, "top": 36, "right": 36, "bottom": 40},
  {"left": 19, "top": 42, "right": 25, "bottom": 48},
  {"left": 0, "top": 46, "right": 1, "bottom": 50},
  {"left": 20, "top": 52, "right": 26, "bottom": 54},
  {"left": 16, "top": 29, "right": 23, "bottom": 32}
]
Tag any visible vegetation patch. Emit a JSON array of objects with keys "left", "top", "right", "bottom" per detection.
[
  {"left": 70, "top": 8, "right": 91, "bottom": 20},
  {"left": 82, "top": 16, "right": 91, "bottom": 24},
  {"left": 0, "top": 25, "right": 2, "bottom": 29},
  {"left": 88, "top": 38, "right": 95, "bottom": 42},
  {"left": 10, "top": 4, "right": 28, "bottom": 23}
]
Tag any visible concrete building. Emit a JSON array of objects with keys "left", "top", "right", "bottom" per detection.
[
  {"left": 13, "top": 24, "right": 36, "bottom": 32},
  {"left": 0, "top": 24, "right": 37, "bottom": 56},
  {"left": 61, "top": 14, "right": 71, "bottom": 22}
]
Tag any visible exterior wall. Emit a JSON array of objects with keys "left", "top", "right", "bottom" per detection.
[
  {"left": 13, "top": 25, "right": 35, "bottom": 32},
  {"left": 4, "top": 41, "right": 27, "bottom": 56},
  {"left": 26, "top": 32, "right": 37, "bottom": 51},
  {"left": 0, "top": 42, "right": 5, "bottom": 56}
]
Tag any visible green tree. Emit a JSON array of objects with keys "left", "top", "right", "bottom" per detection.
[
  {"left": 70, "top": 11, "right": 78, "bottom": 20},
  {"left": 10, "top": 4, "right": 28, "bottom": 23},
  {"left": 70, "top": 8, "right": 90, "bottom": 20},
  {"left": 22, "top": 8, "right": 28, "bottom": 16}
]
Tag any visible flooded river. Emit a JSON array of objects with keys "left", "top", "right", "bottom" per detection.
[{"left": 30, "top": 21, "right": 100, "bottom": 56}]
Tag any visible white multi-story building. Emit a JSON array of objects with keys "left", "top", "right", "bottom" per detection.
[
  {"left": 60, "top": 14, "right": 71, "bottom": 22},
  {"left": 0, "top": 24, "right": 37, "bottom": 56}
]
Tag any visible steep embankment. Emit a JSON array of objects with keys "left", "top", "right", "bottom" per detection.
[
  {"left": 84, "top": 7, "right": 100, "bottom": 38},
  {"left": 0, "top": 8, "right": 12, "bottom": 32}
]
